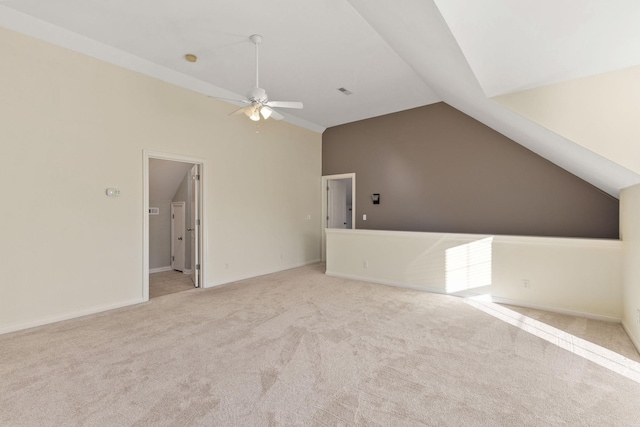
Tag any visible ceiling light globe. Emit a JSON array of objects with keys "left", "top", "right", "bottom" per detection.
[{"left": 261, "top": 107, "right": 273, "bottom": 119}]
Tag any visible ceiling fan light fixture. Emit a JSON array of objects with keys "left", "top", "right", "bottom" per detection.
[
  {"left": 220, "top": 34, "right": 303, "bottom": 123},
  {"left": 260, "top": 106, "right": 273, "bottom": 119}
]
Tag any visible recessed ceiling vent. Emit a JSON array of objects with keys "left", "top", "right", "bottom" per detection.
[{"left": 337, "top": 87, "right": 353, "bottom": 95}]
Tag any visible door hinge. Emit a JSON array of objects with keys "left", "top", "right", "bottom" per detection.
[
  {"left": 327, "top": 186, "right": 330, "bottom": 191},
  {"left": 193, "top": 174, "right": 200, "bottom": 181},
  {"left": 172, "top": 256, "right": 175, "bottom": 261},
  {"left": 172, "top": 214, "right": 174, "bottom": 219},
  {"left": 196, "top": 219, "right": 200, "bottom": 226},
  {"left": 196, "top": 264, "right": 200, "bottom": 270},
  {"left": 326, "top": 216, "right": 329, "bottom": 220}
]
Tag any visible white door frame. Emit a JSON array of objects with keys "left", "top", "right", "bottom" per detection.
[
  {"left": 321, "top": 173, "right": 356, "bottom": 262},
  {"left": 143, "top": 150, "right": 208, "bottom": 301},
  {"left": 171, "top": 201, "right": 186, "bottom": 271},
  {"left": 190, "top": 164, "right": 200, "bottom": 287}
]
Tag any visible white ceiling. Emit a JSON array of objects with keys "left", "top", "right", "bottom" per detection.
[
  {"left": 2, "top": 0, "right": 639, "bottom": 196},
  {"left": 0, "top": 0, "right": 439, "bottom": 129},
  {"left": 435, "top": 0, "right": 640, "bottom": 98}
]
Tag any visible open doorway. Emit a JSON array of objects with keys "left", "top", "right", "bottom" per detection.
[
  {"left": 143, "top": 151, "right": 206, "bottom": 301},
  {"left": 321, "top": 173, "right": 356, "bottom": 261}
]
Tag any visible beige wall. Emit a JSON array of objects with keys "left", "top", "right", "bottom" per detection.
[
  {"left": 0, "top": 28, "right": 322, "bottom": 332},
  {"left": 323, "top": 103, "right": 619, "bottom": 239},
  {"left": 494, "top": 66, "right": 640, "bottom": 175},
  {"left": 326, "top": 229, "right": 623, "bottom": 320},
  {"left": 621, "top": 184, "right": 640, "bottom": 350}
]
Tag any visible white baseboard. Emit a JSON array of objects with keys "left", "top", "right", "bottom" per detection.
[
  {"left": 325, "top": 270, "right": 444, "bottom": 294},
  {"left": 325, "top": 270, "right": 621, "bottom": 323},
  {"left": 0, "top": 297, "right": 145, "bottom": 336},
  {"left": 487, "top": 296, "right": 621, "bottom": 323},
  {"left": 206, "top": 259, "right": 322, "bottom": 288},
  {"left": 183, "top": 269, "right": 192, "bottom": 275},
  {"left": 149, "top": 266, "right": 172, "bottom": 274}
]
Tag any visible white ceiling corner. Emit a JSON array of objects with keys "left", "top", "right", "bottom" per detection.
[{"left": 433, "top": 0, "right": 640, "bottom": 98}]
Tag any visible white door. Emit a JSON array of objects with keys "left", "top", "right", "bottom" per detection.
[
  {"left": 190, "top": 165, "right": 199, "bottom": 287},
  {"left": 328, "top": 180, "right": 347, "bottom": 228},
  {"left": 171, "top": 202, "right": 186, "bottom": 272}
]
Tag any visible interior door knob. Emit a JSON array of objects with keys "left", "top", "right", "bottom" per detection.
[{"left": 178, "top": 237, "right": 183, "bottom": 240}]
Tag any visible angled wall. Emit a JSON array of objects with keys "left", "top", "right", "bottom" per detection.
[
  {"left": 493, "top": 65, "right": 640, "bottom": 175},
  {"left": 323, "top": 103, "right": 618, "bottom": 239},
  {"left": 621, "top": 184, "right": 640, "bottom": 350}
]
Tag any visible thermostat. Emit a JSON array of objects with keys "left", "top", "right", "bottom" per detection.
[{"left": 106, "top": 188, "right": 121, "bottom": 197}]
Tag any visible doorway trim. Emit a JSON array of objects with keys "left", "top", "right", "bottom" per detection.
[
  {"left": 321, "top": 173, "right": 356, "bottom": 262},
  {"left": 143, "top": 150, "right": 208, "bottom": 301}
]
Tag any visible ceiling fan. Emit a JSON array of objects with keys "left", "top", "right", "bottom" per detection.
[{"left": 226, "top": 34, "right": 303, "bottom": 121}]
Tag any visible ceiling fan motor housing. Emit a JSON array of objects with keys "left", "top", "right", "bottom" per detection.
[{"left": 248, "top": 86, "right": 268, "bottom": 103}]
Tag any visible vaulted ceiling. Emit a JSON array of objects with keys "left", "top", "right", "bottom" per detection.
[{"left": 2, "top": 0, "right": 639, "bottom": 196}]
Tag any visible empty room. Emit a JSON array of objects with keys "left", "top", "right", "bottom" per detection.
[{"left": 2, "top": 1, "right": 640, "bottom": 425}]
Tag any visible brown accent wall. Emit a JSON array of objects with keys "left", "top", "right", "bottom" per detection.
[{"left": 322, "top": 102, "right": 619, "bottom": 239}]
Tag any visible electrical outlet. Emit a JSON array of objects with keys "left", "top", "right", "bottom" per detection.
[
  {"left": 523, "top": 279, "right": 531, "bottom": 289},
  {"left": 363, "top": 260, "right": 369, "bottom": 268}
]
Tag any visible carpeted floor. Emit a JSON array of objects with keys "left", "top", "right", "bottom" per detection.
[
  {"left": 501, "top": 304, "right": 640, "bottom": 363},
  {"left": 149, "top": 270, "right": 195, "bottom": 299},
  {"left": 1, "top": 263, "right": 640, "bottom": 426}
]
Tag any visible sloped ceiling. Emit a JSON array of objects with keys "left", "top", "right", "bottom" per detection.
[
  {"left": 149, "top": 159, "right": 193, "bottom": 202},
  {"left": 434, "top": 0, "right": 640, "bottom": 98},
  {"left": 1, "top": 0, "right": 639, "bottom": 196}
]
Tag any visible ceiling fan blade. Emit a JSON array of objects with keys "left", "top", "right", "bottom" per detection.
[
  {"left": 212, "top": 96, "right": 252, "bottom": 104},
  {"left": 265, "top": 101, "right": 303, "bottom": 109},
  {"left": 228, "top": 106, "right": 251, "bottom": 116},
  {"left": 269, "top": 109, "right": 284, "bottom": 121}
]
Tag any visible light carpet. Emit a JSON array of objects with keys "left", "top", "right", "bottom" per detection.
[
  {"left": 2, "top": 263, "right": 640, "bottom": 426},
  {"left": 149, "top": 270, "right": 196, "bottom": 299}
]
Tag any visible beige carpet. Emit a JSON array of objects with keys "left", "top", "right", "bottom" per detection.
[
  {"left": 149, "top": 270, "right": 195, "bottom": 299},
  {"left": 2, "top": 263, "right": 640, "bottom": 426},
  {"left": 500, "top": 304, "right": 640, "bottom": 363}
]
